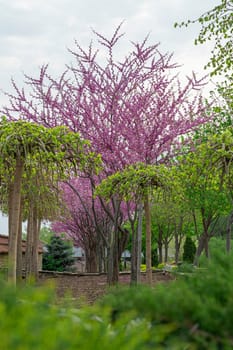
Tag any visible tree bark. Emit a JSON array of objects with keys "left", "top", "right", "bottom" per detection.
[
  {"left": 164, "top": 242, "right": 169, "bottom": 263},
  {"left": 107, "top": 228, "right": 118, "bottom": 284},
  {"left": 226, "top": 211, "right": 233, "bottom": 253},
  {"left": 25, "top": 203, "right": 40, "bottom": 281},
  {"left": 194, "top": 233, "right": 206, "bottom": 266},
  {"left": 174, "top": 218, "right": 184, "bottom": 264},
  {"left": 16, "top": 202, "right": 23, "bottom": 282},
  {"left": 136, "top": 202, "right": 143, "bottom": 283},
  {"left": 85, "top": 246, "right": 98, "bottom": 272},
  {"left": 158, "top": 241, "right": 163, "bottom": 263},
  {"left": 8, "top": 157, "right": 24, "bottom": 285},
  {"left": 144, "top": 193, "right": 152, "bottom": 285}
]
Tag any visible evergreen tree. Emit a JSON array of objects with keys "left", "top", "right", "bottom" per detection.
[
  {"left": 42, "top": 235, "right": 75, "bottom": 272},
  {"left": 183, "top": 236, "right": 196, "bottom": 263}
]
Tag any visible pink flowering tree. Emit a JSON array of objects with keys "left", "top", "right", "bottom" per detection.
[
  {"left": 2, "top": 24, "right": 210, "bottom": 283},
  {"left": 52, "top": 178, "right": 112, "bottom": 273},
  {"left": 53, "top": 176, "right": 130, "bottom": 279}
]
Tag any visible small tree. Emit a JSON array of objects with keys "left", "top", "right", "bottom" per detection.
[
  {"left": 96, "top": 162, "right": 170, "bottom": 285},
  {"left": 183, "top": 236, "right": 196, "bottom": 264},
  {"left": 42, "top": 235, "right": 75, "bottom": 272}
]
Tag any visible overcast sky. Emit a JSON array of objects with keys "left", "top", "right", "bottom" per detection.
[{"left": 0, "top": 0, "right": 220, "bottom": 233}]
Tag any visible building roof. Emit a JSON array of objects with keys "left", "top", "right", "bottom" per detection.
[{"left": 0, "top": 234, "right": 43, "bottom": 254}]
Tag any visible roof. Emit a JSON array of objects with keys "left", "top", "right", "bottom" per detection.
[{"left": 0, "top": 234, "right": 43, "bottom": 254}]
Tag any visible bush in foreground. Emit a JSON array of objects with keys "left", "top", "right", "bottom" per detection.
[{"left": 0, "top": 242, "right": 233, "bottom": 349}]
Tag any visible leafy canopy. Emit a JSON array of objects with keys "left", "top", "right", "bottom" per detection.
[
  {"left": 175, "top": 0, "right": 233, "bottom": 76},
  {"left": 95, "top": 162, "right": 170, "bottom": 202}
]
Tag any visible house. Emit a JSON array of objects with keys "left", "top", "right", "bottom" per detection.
[
  {"left": 0, "top": 234, "right": 44, "bottom": 270},
  {"left": 72, "top": 246, "right": 85, "bottom": 272}
]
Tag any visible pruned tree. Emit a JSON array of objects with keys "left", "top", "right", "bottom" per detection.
[
  {"left": 96, "top": 162, "right": 170, "bottom": 285},
  {"left": 0, "top": 118, "right": 100, "bottom": 284}
]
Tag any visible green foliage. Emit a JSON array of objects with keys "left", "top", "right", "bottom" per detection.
[
  {"left": 39, "top": 226, "right": 55, "bottom": 244},
  {"left": 1, "top": 245, "right": 233, "bottom": 349},
  {"left": 42, "top": 235, "right": 75, "bottom": 272},
  {"left": 100, "top": 247, "right": 233, "bottom": 348},
  {"left": 175, "top": 0, "right": 233, "bottom": 76},
  {"left": 95, "top": 162, "right": 170, "bottom": 202},
  {"left": 183, "top": 236, "right": 196, "bottom": 263},
  {"left": 177, "top": 262, "right": 194, "bottom": 273},
  {"left": 157, "top": 262, "right": 165, "bottom": 269},
  {"left": 177, "top": 128, "right": 233, "bottom": 228},
  {"left": 0, "top": 118, "right": 102, "bottom": 215},
  {"left": 0, "top": 281, "right": 115, "bottom": 350}
]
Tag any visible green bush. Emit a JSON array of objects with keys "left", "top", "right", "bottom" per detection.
[
  {"left": 100, "top": 247, "right": 233, "bottom": 349},
  {"left": 1, "top": 245, "right": 233, "bottom": 349},
  {"left": 183, "top": 236, "right": 196, "bottom": 263},
  {"left": 42, "top": 235, "right": 75, "bottom": 272},
  {"left": 177, "top": 262, "right": 194, "bottom": 273},
  {"left": 157, "top": 262, "right": 165, "bottom": 269}
]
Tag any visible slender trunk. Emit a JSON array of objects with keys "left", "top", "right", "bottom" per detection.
[
  {"left": 136, "top": 202, "right": 143, "bottom": 284},
  {"left": 144, "top": 193, "right": 152, "bottom": 285},
  {"left": 107, "top": 198, "right": 122, "bottom": 285},
  {"left": 25, "top": 204, "right": 40, "bottom": 281},
  {"left": 16, "top": 202, "right": 23, "bottom": 281},
  {"left": 130, "top": 227, "right": 137, "bottom": 283},
  {"left": 85, "top": 246, "right": 98, "bottom": 272},
  {"left": 164, "top": 242, "right": 169, "bottom": 263},
  {"left": 107, "top": 229, "right": 115, "bottom": 284},
  {"left": 130, "top": 203, "right": 140, "bottom": 285},
  {"left": 174, "top": 217, "right": 184, "bottom": 264},
  {"left": 8, "top": 157, "right": 24, "bottom": 285},
  {"left": 158, "top": 242, "right": 163, "bottom": 263},
  {"left": 226, "top": 211, "right": 233, "bottom": 253},
  {"left": 193, "top": 233, "right": 206, "bottom": 266},
  {"left": 25, "top": 203, "right": 34, "bottom": 280},
  {"left": 174, "top": 233, "right": 180, "bottom": 264},
  {"left": 204, "top": 235, "right": 209, "bottom": 258},
  {"left": 97, "top": 238, "right": 104, "bottom": 273}
]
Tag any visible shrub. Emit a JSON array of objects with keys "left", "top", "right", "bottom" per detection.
[
  {"left": 100, "top": 247, "right": 233, "bottom": 349},
  {"left": 177, "top": 262, "right": 194, "bottom": 273},
  {"left": 183, "top": 236, "right": 196, "bottom": 263},
  {"left": 42, "top": 235, "right": 75, "bottom": 272},
  {"left": 157, "top": 262, "right": 165, "bottom": 269},
  {"left": 1, "top": 245, "right": 233, "bottom": 349}
]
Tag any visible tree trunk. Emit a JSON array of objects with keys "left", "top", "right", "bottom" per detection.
[
  {"left": 106, "top": 198, "right": 124, "bottom": 285},
  {"left": 174, "top": 218, "right": 184, "bottom": 264},
  {"left": 158, "top": 242, "right": 163, "bottom": 263},
  {"left": 144, "top": 193, "right": 152, "bottom": 285},
  {"left": 8, "top": 157, "right": 24, "bottom": 285},
  {"left": 85, "top": 246, "right": 98, "bottom": 272},
  {"left": 164, "top": 242, "right": 169, "bottom": 263},
  {"left": 130, "top": 203, "right": 141, "bottom": 285},
  {"left": 226, "top": 211, "right": 233, "bottom": 253},
  {"left": 136, "top": 202, "right": 143, "bottom": 283},
  {"left": 193, "top": 233, "right": 208, "bottom": 265},
  {"left": 97, "top": 238, "right": 105, "bottom": 273},
  {"left": 16, "top": 202, "right": 23, "bottom": 282},
  {"left": 25, "top": 203, "right": 40, "bottom": 281},
  {"left": 107, "top": 228, "right": 119, "bottom": 285},
  {"left": 130, "top": 226, "right": 137, "bottom": 283},
  {"left": 174, "top": 233, "right": 181, "bottom": 264}
]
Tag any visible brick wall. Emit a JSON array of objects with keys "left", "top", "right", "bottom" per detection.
[{"left": 38, "top": 271, "right": 174, "bottom": 304}]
